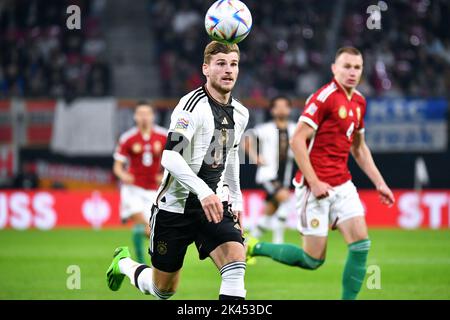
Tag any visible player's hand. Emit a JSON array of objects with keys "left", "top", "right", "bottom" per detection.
[
  {"left": 201, "top": 194, "right": 223, "bottom": 224},
  {"left": 120, "top": 173, "right": 135, "bottom": 184},
  {"left": 377, "top": 184, "right": 395, "bottom": 207},
  {"left": 310, "top": 180, "right": 334, "bottom": 199}
]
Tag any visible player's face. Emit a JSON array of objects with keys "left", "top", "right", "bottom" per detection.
[
  {"left": 271, "top": 99, "right": 291, "bottom": 121},
  {"left": 203, "top": 52, "right": 239, "bottom": 94},
  {"left": 332, "top": 53, "right": 363, "bottom": 90},
  {"left": 134, "top": 105, "right": 154, "bottom": 129}
]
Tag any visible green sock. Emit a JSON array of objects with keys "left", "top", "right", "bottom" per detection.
[
  {"left": 342, "top": 239, "right": 371, "bottom": 300},
  {"left": 253, "top": 242, "right": 324, "bottom": 270},
  {"left": 132, "top": 224, "right": 146, "bottom": 263}
]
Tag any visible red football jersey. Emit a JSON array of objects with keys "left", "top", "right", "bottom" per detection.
[
  {"left": 294, "top": 78, "right": 367, "bottom": 187},
  {"left": 114, "top": 125, "right": 167, "bottom": 190}
]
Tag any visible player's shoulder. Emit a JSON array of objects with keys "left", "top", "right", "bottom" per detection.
[
  {"left": 118, "top": 127, "right": 138, "bottom": 144},
  {"left": 254, "top": 121, "right": 275, "bottom": 131},
  {"left": 174, "top": 86, "right": 208, "bottom": 114},
  {"left": 231, "top": 97, "right": 249, "bottom": 116},
  {"left": 313, "top": 80, "right": 338, "bottom": 104},
  {"left": 353, "top": 89, "right": 367, "bottom": 104}
]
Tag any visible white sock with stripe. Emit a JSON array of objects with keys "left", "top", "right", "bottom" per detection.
[{"left": 219, "top": 261, "right": 246, "bottom": 299}]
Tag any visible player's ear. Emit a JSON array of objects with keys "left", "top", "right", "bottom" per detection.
[
  {"left": 202, "top": 63, "right": 209, "bottom": 77},
  {"left": 331, "top": 63, "right": 336, "bottom": 76}
]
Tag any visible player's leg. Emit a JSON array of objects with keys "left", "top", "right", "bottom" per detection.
[
  {"left": 120, "top": 185, "right": 148, "bottom": 263},
  {"left": 210, "top": 241, "right": 247, "bottom": 300},
  {"left": 334, "top": 180, "right": 370, "bottom": 300},
  {"left": 107, "top": 207, "right": 194, "bottom": 299},
  {"left": 128, "top": 212, "right": 149, "bottom": 263},
  {"left": 116, "top": 252, "right": 180, "bottom": 299},
  {"left": 248, "top": 234, "right": 326, "bottom": 269},
  {"left": 197, "top": 205, "right": 247, "bottom": 300},
  {"left": 250, "top": 198, "right": 277, "bottom": 238},
  {"left": 247, "top": 185, "right": 328, "bottom": 269},
  {"left": 337, "top": 216, "right": 370, "bottom": 300},
  {"left": 272, "top": 187, "right": 292, "bottom": 243}
]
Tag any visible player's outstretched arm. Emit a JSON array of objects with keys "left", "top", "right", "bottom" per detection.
[
  {"left": 112, "top": 159, "right": 134, "bottom": 184},
  {"left": 351, "top": 132, "right": 395, "bottom": 206},
  {"left": 290, "top": 122, "right": 333, "bottom": 199},
  {"left": 161, "top": 147, "right": 223, "bottom": 223}
]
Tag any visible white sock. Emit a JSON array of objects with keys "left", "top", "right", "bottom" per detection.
[
  {"left": 272, "top": 218, "right": 285, "bottom": 244},
  {"left": 219, "top": 262, "right": 246, "bottom": 299},
  {"left": 118, "top": 257, "right": 141, "bottom": 286},
  {"left": 276, "top": 200, "right": 291, "bottom": 220}
]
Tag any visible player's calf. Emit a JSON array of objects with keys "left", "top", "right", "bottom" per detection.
[
  {"left": 219, "top": 261, "right": 247, "bottom": 300},
  {"left": 342, "top": 238, "right": 371, "bottom": 300}
]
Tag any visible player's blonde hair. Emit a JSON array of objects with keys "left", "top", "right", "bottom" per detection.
[
  {"left": 335, "top": 46, "right": 362, "bottom": 61},
  {"left": 203, "top": 41, "right": 240, "bottom": 64}
]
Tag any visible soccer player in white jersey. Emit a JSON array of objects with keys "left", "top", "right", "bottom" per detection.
[
  {"left": 106, "top": 41, "right": 249, "bottom": 300},
  {"left": 245, "top": 96, "right": 296, "bottom": 243}
]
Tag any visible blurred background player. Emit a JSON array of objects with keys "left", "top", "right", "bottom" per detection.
[
  {"left": 247, "top": 47, "right": 395, "bottom": 300},
  {"left": 244, "top": 96, "right": 296, "bottom": 244},
  {"left": 113, "top": 101, "right": 167, "bottom": 263}
]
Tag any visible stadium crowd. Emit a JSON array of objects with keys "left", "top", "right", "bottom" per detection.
[
  {"left": 151, "top": 0, "right": 450, "bottom": 98},
  {"left": 0, "top": 0, "right": 110, "bottom": 99}
]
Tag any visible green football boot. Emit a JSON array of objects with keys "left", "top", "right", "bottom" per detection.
[
  {"left": 106, "top": 246, "right": 131, "bottom": 291},
  {"left": 245, "top": 234, "right": 259, "bottom": 265}
]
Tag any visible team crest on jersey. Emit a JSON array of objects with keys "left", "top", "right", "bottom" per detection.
[
  {"left": 356, "top": 107, "right": 361, "bottom": 121},
  {"left": 310, "top": 218, "right": 320, "bottom": 228},
  {"left": 132, "top": 143, "right": 142, "bottom": 153},
  {"left": 157, "top": 241, "right": 168, "bottom": 255},
  {"left": 305, "top": 103, "right": 318, "bottom": 116},
  {"left": 338, "top": 106, "right": 347, "bottom": 119},
  {"left": 174, "top": 118, "right": 189, "bottom": 131}
]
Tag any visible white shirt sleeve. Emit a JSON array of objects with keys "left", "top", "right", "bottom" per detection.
[
  {"left": 161, "top": 103, "right": 215, "bottom": 201},
  {"left": 168, "top": 105, "right": 200, "bottom": 142},
  {"left": 224, "top": 144, "right": 243, "bottom": 211},
  {"left": 224, "top": 112, "right": 249, "bottom": 212},
  {"left": 161, "top": 150, "right": 214, "bottom": 201}
]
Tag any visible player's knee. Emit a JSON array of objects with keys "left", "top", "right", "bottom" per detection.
[
  {"left": 348, "top": 238, "right": 371, "bottom": 253},
  {"left": 307, "top": 258, "right": 324, "bottom": 270},
  {"left": 303, "top": 251, "right": 325, "bottom": 270},
  {"left": 219, "top": 261, "right": 246, "bottom": 299},
  {"left": 152, "top": 283, "right": 176, "bottom": 300}
]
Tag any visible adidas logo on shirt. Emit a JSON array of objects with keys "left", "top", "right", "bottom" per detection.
[{"left": 222, "top": 118, "right": 228, "bottom": 125}]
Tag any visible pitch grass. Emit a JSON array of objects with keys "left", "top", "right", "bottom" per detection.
[{"left": 0, "top": 228, "right": 449, "bottom": 300}]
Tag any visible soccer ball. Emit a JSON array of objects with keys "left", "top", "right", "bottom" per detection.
[{"left": 204, "top": 0, "right": 252, "bottom": 44}]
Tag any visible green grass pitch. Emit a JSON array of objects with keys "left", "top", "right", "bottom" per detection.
[{"left": 0, "top": 228, "right": 449, "bottom": 300}]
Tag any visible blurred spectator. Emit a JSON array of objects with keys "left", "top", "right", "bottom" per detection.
[
  {"left": 150, "top": 0, "right": 450, "bottom": 98},
  {"left": 0, "top": 0, "right": 110, "bottom": 98}
]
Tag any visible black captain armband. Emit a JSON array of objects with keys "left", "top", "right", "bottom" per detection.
[{"left": 165, "top": 132, "right": 190, "bottom": 155}]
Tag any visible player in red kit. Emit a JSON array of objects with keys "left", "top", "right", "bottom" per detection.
[
  {"left": 113, "top": 101, "right": 167, "bottom": 263},
  {"left": 247, "top": 47, "right": 395, "bottom": 300}
]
